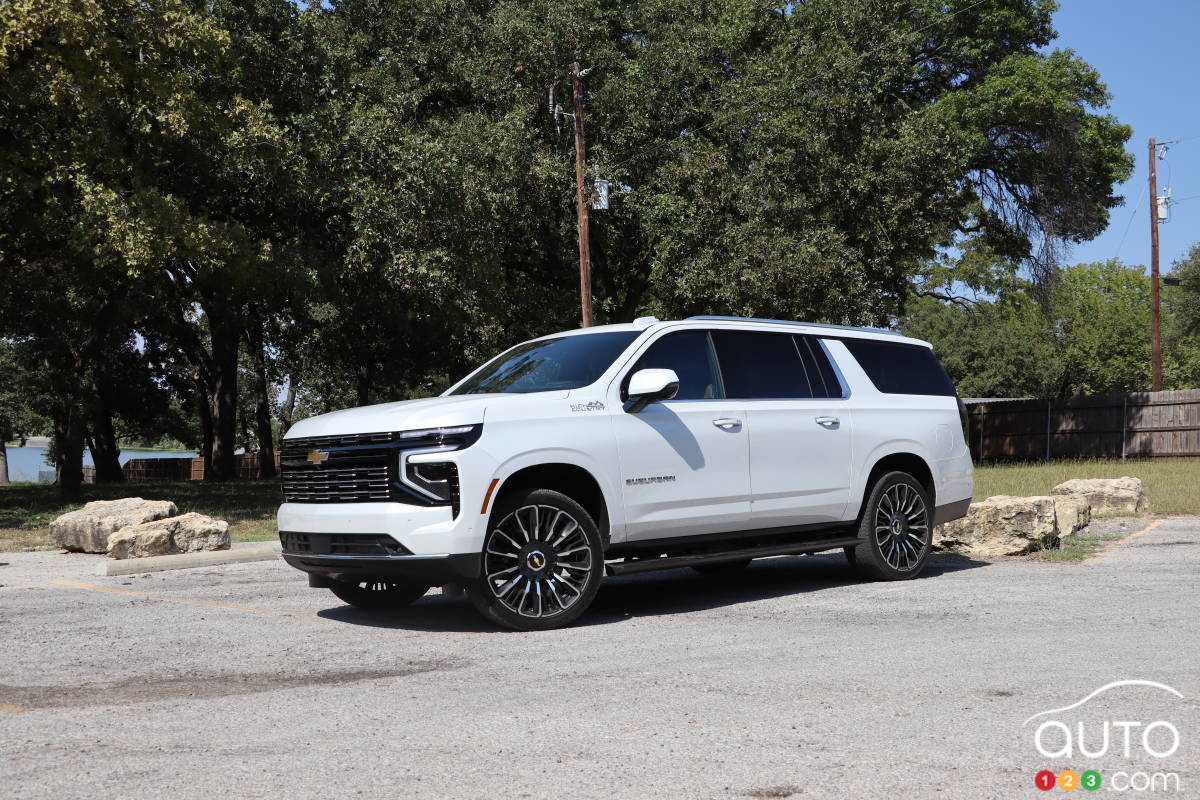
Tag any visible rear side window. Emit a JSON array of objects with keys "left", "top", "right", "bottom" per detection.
[
  {"left": 840, "top": 338, "right": 956, "bottom": 396},
  {"left": 711, "top": 331, "right": 812, "bottom": 399},
  {"left": 627, "top": 331, "right": 722, "bottom": 400}
]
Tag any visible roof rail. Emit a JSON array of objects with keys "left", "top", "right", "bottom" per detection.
[{"left": 684, "top": 315, "right": 902, "bottom": 337}]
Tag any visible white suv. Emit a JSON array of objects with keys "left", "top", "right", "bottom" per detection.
[{"left": 278, "top": 316, "right": 973, "bottom": 630}]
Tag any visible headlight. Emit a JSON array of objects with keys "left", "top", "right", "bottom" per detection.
[{"left": 396, "top": 424, "right": 482, "bottom": 508}]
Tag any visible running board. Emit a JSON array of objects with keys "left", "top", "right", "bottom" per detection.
[{"left": 605, "top": 535, "right": 863, "bottom": 577}]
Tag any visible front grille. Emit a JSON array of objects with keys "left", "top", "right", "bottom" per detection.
[
  {"left": 282, "top": 466, "right": 390, "bottom": 502},
  {"left": 280, "top": 428, "right": 471, "bottom": 511},
  {"left": 281, "top": 432, "right": 397, "bottom": 504},
  {"left": 282, "top": 432, "right": 397, "bottom": 451},
  {"left": 280, "top": 532, "right": 413, "bottom": 556}
]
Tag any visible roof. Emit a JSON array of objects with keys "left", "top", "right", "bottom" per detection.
[{"left": 685, "top": 315, "right": 902, "bottom": 337}]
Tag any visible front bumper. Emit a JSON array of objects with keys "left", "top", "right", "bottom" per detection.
[
  {"left": 281, "top": 550, "right": 480, "bottom": 585},
  {"left": 277, "top": 500, "right": 484, "bottom": 555},
  {"left": 277, "top": 501, "right": 486, "bottom": 586}
]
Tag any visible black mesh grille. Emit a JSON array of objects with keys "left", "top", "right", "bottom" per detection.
[{"left": 280, "top": 532, "right": 412, "bottom": 556}]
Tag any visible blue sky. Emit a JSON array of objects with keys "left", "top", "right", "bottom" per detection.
[{"left": 1053, "top": 0, "right": 1200, "bottom": 273}]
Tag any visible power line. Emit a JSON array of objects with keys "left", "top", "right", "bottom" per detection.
[{"left": 1114, "top": 182, "right": 1147, "bottom": 261}]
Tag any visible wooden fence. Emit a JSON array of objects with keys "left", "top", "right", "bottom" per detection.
[
  {"left": 122, "top": 452, "right": 280, "bottom": 482},
  {"left": 966, "top": 389, "right": 1200, "bottom": 462}
]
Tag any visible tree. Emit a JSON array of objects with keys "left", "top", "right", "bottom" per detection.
[
  {"left": 1163, "top": 243, "right": 1200, "bottom": 389},
  {"left": 0, "top": 340, "right": 51, "bottom": 484},
  {"left": 902, "top": 260, "right": 1154, "bottom": 398},
  {"left": 583, "top": 0, "right": 1131, "bottom": 323}
]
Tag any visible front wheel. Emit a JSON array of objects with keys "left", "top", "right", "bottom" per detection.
[
  {"left": 849, "top": 472, "right": 933, "bottom": 581},
  {"left": 329, "top": 579, "right": 430, "bottom": 609},
  {"left": 467, "top": 488, "right": 604, "bottom": 631}
]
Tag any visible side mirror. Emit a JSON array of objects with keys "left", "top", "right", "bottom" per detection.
[{"left": 626, "top": 368, "right": 680, "bottom": 413}]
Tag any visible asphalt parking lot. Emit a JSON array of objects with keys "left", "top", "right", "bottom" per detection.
[{"left": 2, "top": 517, "right": 1197, "bottom": 800}]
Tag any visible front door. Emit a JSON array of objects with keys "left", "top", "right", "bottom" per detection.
[{"left": 610, "top": 330, "right": 751, "bottom": 541}]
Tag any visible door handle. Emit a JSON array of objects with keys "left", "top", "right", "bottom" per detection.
[
  {"left": 814, "top": 416, "right": 840, "bottom": 427},
  {"left": 712, "top": 418, "right": 742, "bottom": 430}
]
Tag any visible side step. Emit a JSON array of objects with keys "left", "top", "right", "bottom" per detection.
[{"left": 605, "top": 535, "right": 863, "bottom": 577}]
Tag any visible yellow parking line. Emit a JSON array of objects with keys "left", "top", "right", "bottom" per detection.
[
  {"left": 1083, "top": 518, "right": 1165, "bottom": 564},
  {"left": 0, "top": 700, "right": 27, "bottom": 714},
  {"left": 50, "top": 580, "right": 316, "bottom": 616}
]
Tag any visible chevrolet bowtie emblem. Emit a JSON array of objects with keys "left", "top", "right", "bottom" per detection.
[{"left": 307, "top": 450, "right": 330, "bottom": 465}]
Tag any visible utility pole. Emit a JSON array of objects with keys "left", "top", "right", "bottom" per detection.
[
  {"left": 1148, "top": 138, "right": 1162, "bottom": 391},
  {"left": 571, "top": 62, "right": 593, "bottom": 328}
]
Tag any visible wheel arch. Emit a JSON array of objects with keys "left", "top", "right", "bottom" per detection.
[
  {"left": 859, "top": 452, "right": 936, "bottom": 513},
  {"left": 492, "top": 462, "right": 610, "bottom": 544}
]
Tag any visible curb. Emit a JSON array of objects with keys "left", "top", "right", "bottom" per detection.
[{"left": 96, "top": 543, "right": 282, "bottom": 576}]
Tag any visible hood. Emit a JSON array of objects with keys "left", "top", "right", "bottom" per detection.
[{"left": 284, "top": 393, "right": 521, "bottom": 439}]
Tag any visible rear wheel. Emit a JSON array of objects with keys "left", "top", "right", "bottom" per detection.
[
  {"left": 329, "top": 579, "right": 430, "bottom": 609},
  {"left": 466, "top": 488, "right": 604, "bottom": 631},
  {"left": 850, "top": 471, "right": 933, "bottom": 581}
]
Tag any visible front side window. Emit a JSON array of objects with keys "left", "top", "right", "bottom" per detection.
[
  {"left": 626, "top": 330, "right": 722, "bottom": 400},
  {"left": 451, "top": 331, "right": 640, "bottom": 395}
]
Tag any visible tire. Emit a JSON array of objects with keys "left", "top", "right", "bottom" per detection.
[
  {"left": 329, "top": 579, "right": 430, "bottom": 609},
  {"left": 466, "top": 488, "right": 605, "bottom": 631},
  {"left": 691, "top": 559, "right": 751, "bottom": 576},
  {"left": 849, "top": 471, "right": 933, "bottom": 581}
]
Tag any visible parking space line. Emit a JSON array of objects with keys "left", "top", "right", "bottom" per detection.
[
  {"left": 50, "top": 580, "right": 316, "bottom": 616},
  {"left": 1083, "top": 518, "right": 1165, "bottom": 564}
]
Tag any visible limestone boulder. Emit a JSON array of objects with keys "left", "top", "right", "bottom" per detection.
[
  {"left": 1052, "top": 477, "right": 1149, "bottom": 515},
  {"left": 933, "top": 495, "right": 1061, "bottom": 558},
  {"left": 107, "top": 512, "right": 231, "bottom": 559},
  {"left": 1053, "top": 495, "right": 1092, "bottom": 539},
  {"left": 49, "top": 498, "right": 178, "bottom": 553}
]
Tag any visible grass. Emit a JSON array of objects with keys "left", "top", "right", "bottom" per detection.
[
  {"left": 1026, "top": 530, "right": 1127, "bottom": 562},
  {"left": 972, "top": 458, "right": 1200, "bottom": 516},
  {"left": 0, "top": 480, "right": 280, "bottom": 552}
]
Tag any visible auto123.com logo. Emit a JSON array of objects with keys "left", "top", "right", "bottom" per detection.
[{"left": 1024, "top": 681, "right": 1185, "bottom": 793}]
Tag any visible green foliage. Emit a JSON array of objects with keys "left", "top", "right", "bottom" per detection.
[
  {"left": 903, "top": 260, "right": 1168, "bottom": 398},
  {"left": 1163, "top": 243, "right": 1200, "bottom": 388}
]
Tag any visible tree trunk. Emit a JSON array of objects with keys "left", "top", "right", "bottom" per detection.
[
  {"left": 355, "top": 363, "right": 373, "bottom": 407},
  {"left": 280, "top": 377, "right": 297, "bottom": 437},
  {"left": 195, "top": 376, "right": 214, "bottom": 478},
  {"left": 246, "top": 310, "right": 277, "bottom": 479},
  {"left": 53, "top": 404, "right": 86, "bottom": 501},
  {"left": 88, "top": 372, "right": 124, "bottom": 482},
  {"left": 0, "top": 436, "right": 9, "bottom": 485},
  {"left": 206, "top": 308, "right": 240, "bottom": 481}
]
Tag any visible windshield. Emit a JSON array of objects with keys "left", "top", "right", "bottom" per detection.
[{"left": 450, "top": 331, "right": 641, "bottom": 395}]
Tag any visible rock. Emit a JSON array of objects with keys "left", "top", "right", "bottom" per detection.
[
  {"left": 1052, "top": 477, "right": 1149, "bottom": 515},
  {"left": 107, "top": 512, "right": 231, "bottom": 559},
  {"left": 1053, "top": 495, "right": 1091, "bottom": 539},
  {"left": 933, "top": 495, "right": 1061, "bottom": 558},
  {"left": 49, "top": 498, "right": 179, "bottom": 553}
]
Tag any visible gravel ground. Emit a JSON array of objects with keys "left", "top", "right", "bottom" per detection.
[{"left": 1, "top": 517, "right": 1197, "bottom": 799}]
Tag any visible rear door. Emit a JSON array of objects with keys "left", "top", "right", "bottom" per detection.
[
  {"left": 610, "top": 330, "right": 751, "bottom": 541},
  {"left": 710, "top": 331, "right": 854, "bottom": 527}
]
